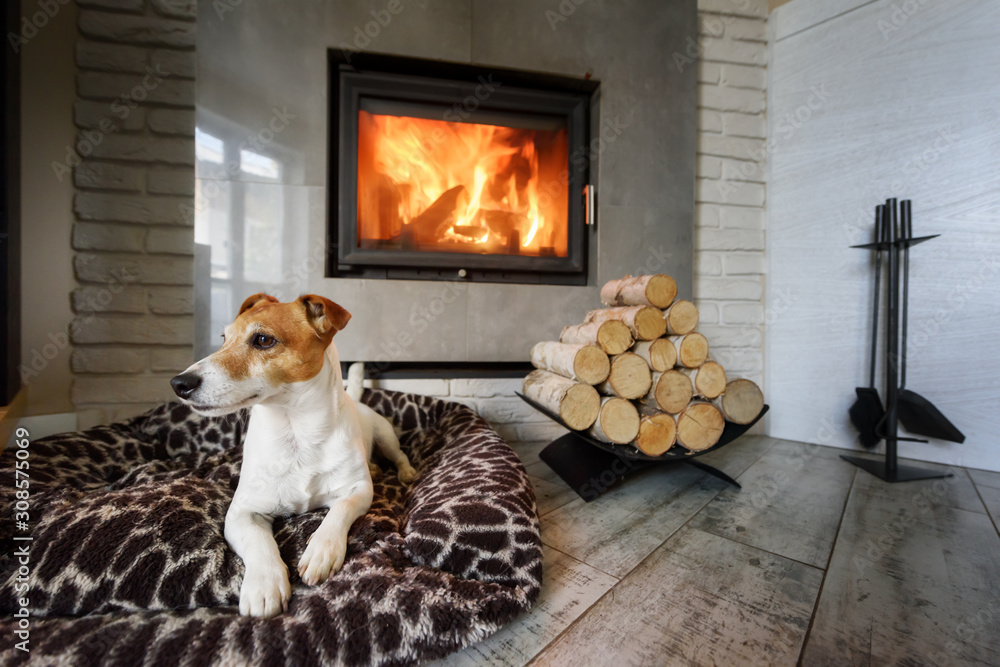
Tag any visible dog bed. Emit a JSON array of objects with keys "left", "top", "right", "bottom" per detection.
[{"left": 0, "top": 390, "right": 542, "bottom": 666}]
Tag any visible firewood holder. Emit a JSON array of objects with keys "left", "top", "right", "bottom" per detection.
[{"left": 517, "top": 392, "right": 768, "bottom": 502}]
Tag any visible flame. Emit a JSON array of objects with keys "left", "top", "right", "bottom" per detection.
[{"left": 356, "top": 110, "right": 569, "bottom": 256}]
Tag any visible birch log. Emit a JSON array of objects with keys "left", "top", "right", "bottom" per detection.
[
  {"left": 632, "top": 338, "right": 677, "bottom": 372},
  {"left": 560, "top": 320, "right": 633, "bottom": 356},
  {"left": 597, "top": 352, "right": 652, "bottom": 399},
  {"left": 635, "top": 408, "right": 678, "bottom": 456},
  {"left": 530, "top": 341, "right": 610, "bottom": 385},
  {"left": 645, "top": 369, "right": 693, "bottom": 414},
  {"left": 588, "top": 396, "right": 641, "bottom": 444},
  {"left": 522, "top": 369, "right": 600, "bottom": 431},
  {"left": 663, "top": 299, "right": 699, "bottom": 335},
  {"left": 669, "top": 332, "right": 709, "bottom": 368},
  {"left": 585, "top": 305, "right": 666, "bottom": 341},
  {"left": 679, "top": 360, "right": 727, "bottom": 399},
  {"left": 600, "top": 274, "right": 677, "bottom": 309},
  {"left": 674, "top": 402, "right": 725, "bottom": 451},
  {"left": 713, "top": 378, "right": 764, "bottom": 424}
]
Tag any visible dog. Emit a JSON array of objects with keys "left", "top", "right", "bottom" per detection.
[{"left": 169, "top": 293, "right": 417, "bottom": 617}]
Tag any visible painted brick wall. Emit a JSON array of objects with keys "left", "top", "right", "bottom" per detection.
[
  {"left": 70, "top": 0, "right": 196, "bottom": 428},
  {"left": 369, "top": 377, "right": 569, "bottom": 445},
  {"left": 693, "top": 0, "right": 767, "bottom": 392}
]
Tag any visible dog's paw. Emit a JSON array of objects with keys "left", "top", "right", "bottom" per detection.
[
  {"left": 397, "top": 463, "right": 418, "bottom": 485},
  {"left": 297, "top": 533, "right": 346, "bottom": 586},
  {"left": 239, "top": 564, "right": 291, "bottom": 618},
  {"left": 368, "top": 462, "right": 383, "bottom": 480}
]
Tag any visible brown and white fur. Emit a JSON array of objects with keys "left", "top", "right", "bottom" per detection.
[{"left": 169, "top": 293, "right": 416, "bottom": 617}]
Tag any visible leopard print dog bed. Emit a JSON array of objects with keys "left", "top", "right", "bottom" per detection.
[{"left": 0, "top": 390, "right": 542, "bottom": 666}]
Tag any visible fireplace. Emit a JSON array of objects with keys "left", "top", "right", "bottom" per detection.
[{"left": 329, "top": 53, "right": 598, "bottom": 284}]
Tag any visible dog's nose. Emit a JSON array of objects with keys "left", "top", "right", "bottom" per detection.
[{"left": 170, "top": 373, "right": 202, "bottom": 399}]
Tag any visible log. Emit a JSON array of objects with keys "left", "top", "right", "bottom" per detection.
[
  {"left": 713, "top": 378, "right": 764, "bottom": 425},
  {"left": 597, "top": 352, "right": 652, "bottom": 400},
  {"left": 530, "top": 341, "right": 610, "bottom": 385},
  {"left": 679, "top": 360, "right": 727, "bottom": 399},
  {"left": 663, "top": 299, "right": 699, "bottom": 335},
  {"left": 585, "top": 305, "right": 666, "bottom": 341},
  {"left": 411, "top": 185, "right": 469, "bottom": 244},
  {"left": 635, "top": 408, "right": 677, "bottom": 456},
  {"left": 560, "top": 320, "right": 633, "bottom": 356},
  {"left": 632, "top": 338, "right": 677, "bottom": 372},
  {"left": 674, "top": 402, "right": 725, "bottom": 452},
  {"left": 600, "top": 274, "right": 677, "bottom": 309},
  {"left": 588, "top": 396, "right": 641, "bottom": 444},
  {"left": 645, "top": 369, "right": 693, "bottom": 414},
  {"left": 669, "top": 332, "right": 709, "bottom": 368},
  {"left": 522, "top": 369, "right": 600, "bottom": 431}
]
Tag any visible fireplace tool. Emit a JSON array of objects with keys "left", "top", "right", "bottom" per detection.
[
  {"left": 848, "top": 204, "right": 886, "bottom": 449},
  {"left": 842, "top": 198, "right": 959, "bottom": 482},
  {"left": 895, "top": 200, "right": 966, "bottom": 443}
]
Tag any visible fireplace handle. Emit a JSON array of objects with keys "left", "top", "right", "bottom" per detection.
[{"left": 584, "top": 184, "right": 595, "bottom": 227}]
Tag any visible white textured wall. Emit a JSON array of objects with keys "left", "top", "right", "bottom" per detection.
[
  {"left": 767, "top": 0, "right": 1000, "bottom": 470},
  {"left": 694, "top": 0, "right": 769, "bottom": 394}
]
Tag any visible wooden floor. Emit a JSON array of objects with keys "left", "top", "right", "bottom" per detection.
[{"left": 432, "top": 436, "right": 1000, "bottom": 666}]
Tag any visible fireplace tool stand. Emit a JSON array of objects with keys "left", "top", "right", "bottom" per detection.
[
  {"left": 517, "top": 392, "right": 767, "bottom": 502},
  {"left": 841, "top": 198, "right": 957, "bottom": 483}
]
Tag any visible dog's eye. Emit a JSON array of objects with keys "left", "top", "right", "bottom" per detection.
[{"left": 251, "top": 333, "right": 277, "bottom": 349}]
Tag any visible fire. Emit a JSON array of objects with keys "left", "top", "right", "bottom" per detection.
[{"left": 356, "top": 110, "right": 569, "bottom": 256}]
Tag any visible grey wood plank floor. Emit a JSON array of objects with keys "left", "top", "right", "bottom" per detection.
[{"left": 437, "top": 436, "right": 1000, "bottom": 666}]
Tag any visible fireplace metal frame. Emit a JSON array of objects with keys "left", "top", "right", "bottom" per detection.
[{"left": 327, "top": 53, "right": 598, "bottom": 284}]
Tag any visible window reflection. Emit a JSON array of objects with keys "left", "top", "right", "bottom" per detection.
[{"left": 194, "top": 127, "right": 288, "bottom": 355}]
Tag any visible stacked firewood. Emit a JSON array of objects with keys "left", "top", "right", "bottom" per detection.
[{"left": 522, "top": 274, "right": 764, "bottom": 456}]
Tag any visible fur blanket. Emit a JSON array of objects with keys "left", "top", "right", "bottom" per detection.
[{"left": 0, "top": 390, "right": 542, "bottom": 666}]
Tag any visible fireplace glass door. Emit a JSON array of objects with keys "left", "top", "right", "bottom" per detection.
[{"left": 332, "top": 55, "right": 596, "bottom": 283}]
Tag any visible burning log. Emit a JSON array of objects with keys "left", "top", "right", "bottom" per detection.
[
  {"left": 588, "top": 396, "right": 641, "bottom": 445},
  {"left": 631, "top": 338, "right": 677, "bottom": 372},
  {"left": 635, "top": 406, "right": 678, "bottom": 456},
  {"left": 713, "top": 378, "right": 765, "bottom": 424},
  {"left": 669, "top": 333, "right": 709, "bottom": 368},
  {"left": 522, "top": 369, "right": 600, "bottom": 431},
  {"left": 585, "top": 306, "right": 666, "bottom": 341},
  {"left": 675, "top": 402, "right": 725, "bottom": 452},
  {"left": 597, "top": 352, "right": 652, "bottom": 400},
  {"left": 679, "top": 360, "right": 727, "bottom": 399},
  {"left": 560, "top": 320, "right": 633, "bottom": 356},
  {"left": 645, "top": 370, "right": 694, "bottom": 414},
  {"left": 410, "top": 185, "right": 469, "bottom": 244},
  {"left": 478, "top": 209, "right": 525, "bottom": 242},
  {"left": 663, "top": 299, "right": 699, "bottom": 335},
  {"left": 530, "top": 341, "right": 610, "bottom": 385},
  {"left": 600, "top": 274, "right": 678, "bottom": 309}
]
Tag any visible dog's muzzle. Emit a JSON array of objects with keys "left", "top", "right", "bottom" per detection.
[{"left": 170, "top": 372, "right": 202, "bottom": 399}]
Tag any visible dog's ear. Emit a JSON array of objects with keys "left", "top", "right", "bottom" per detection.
[
  {"left": 238, "top": 293, "right": 278, "bottom": 316},
  {"left": 299, "top": 295, "right": 352, "bottom": 336}
]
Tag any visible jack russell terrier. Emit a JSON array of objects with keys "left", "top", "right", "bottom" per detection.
[{"left": 169, "top": 293, "right": 417, "bottom": 617}]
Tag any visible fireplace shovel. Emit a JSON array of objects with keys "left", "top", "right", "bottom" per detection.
[
  {"left": 895, "top": 200, "right": 965, "bottom": 443},
  {"left": 849, "top": 205, "right": 886, "bottom": 449}
]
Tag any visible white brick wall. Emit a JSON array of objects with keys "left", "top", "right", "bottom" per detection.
[
  {"left": 694, "top": 0, "right": 767, "bottom": 391},
  {"left": 369, "top": 378, "right": 568, "bottom": 445},
  {"left": 71, "top": 0, "right": 197, "bottom": 428}
]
